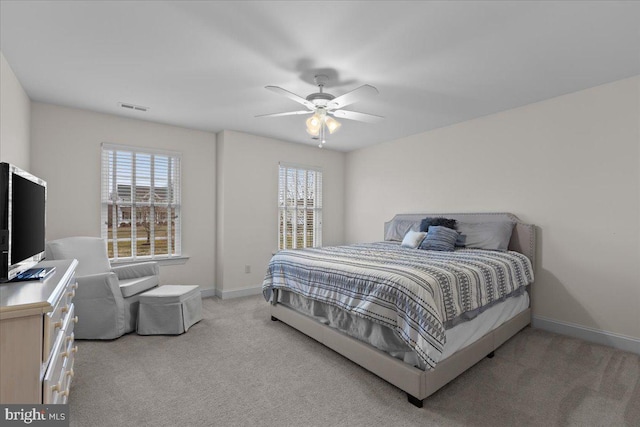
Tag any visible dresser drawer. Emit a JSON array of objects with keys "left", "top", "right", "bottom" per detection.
[
  {"left": 58, "top": 342, "right": 76, "bottom": 404},
  {"left": 42, "top": 330, "right": 65, "bottom": 404},
  {"left": 63, "top": 303, "right": 77, "bottom": 338},
  {"left": 43, "top": 281, "right": 76, "bottom": 362},
  {"left": 43, "top": 304, "right": 77, "bottom": 404},
  {"left": 61, "top": 280, "right": 77, "bottom": 308}
]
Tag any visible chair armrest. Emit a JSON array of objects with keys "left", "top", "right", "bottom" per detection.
[
  {"left": 111, "top": 262, "right": 159, "bottom": 280},
  {"left": 75, "top": 272, "right": 121, "bottom": 300}
]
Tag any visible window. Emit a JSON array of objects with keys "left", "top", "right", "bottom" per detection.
[
  {"left": 278, "top": 163, "right": 322, "bottom": 250},
  {"left": 101, "top": 143, "right": 181, "bottom": 261}
]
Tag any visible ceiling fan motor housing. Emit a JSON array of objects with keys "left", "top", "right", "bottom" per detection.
[
  {"left": 306, "top": 74, "right": 335, "bottom": 107},
  {"left": 306, "top": 92, "right": 335, "bottom": 107}
]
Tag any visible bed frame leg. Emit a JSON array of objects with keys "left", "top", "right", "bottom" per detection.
[
  {"left": 487, "top": 351, "right": 495, "bottom": 359},
  {"left": 407, "top": 394, "right": 423, "bottom": 408},
  {"left": 271, "top": 316, "right": 279, "bottom": 322}
]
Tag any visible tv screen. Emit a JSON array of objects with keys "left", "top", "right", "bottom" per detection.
[
  {"left": 11, "top": 173, "right": 46, "bottom": 264},
  {"left": 0, "top": 162, "right": 47, "bottom": 282}
]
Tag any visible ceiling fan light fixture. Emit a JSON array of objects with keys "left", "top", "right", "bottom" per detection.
[
  {"left": 305, "top": 113, "right": 322, "bottom": 136},
  {"left": 324, "top": 116, "right": 341, "bottom": 134},
  {"left": 305, "top": 114, "right": 322, "bottom": 136}
]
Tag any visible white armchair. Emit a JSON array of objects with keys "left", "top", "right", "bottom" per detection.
[{"left": 45, "top": 237, "right": 159, "bottom": 339}]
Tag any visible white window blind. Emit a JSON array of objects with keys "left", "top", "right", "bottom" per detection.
[
  {"left": 101, "top": 143, "right": 182, "bottom": 261},
  {"left": 278, "top": 163, "right": 322, "bottom": 250}
]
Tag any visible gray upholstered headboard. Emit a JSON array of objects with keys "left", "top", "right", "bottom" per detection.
[{"left": 384, "top": 212, "right": 536, "bottom": 267}]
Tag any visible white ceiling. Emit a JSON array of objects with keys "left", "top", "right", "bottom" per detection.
[{"left": 1, "top": 1, "right": 639, "bottom": 152}]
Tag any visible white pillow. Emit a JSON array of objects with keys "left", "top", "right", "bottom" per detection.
[{"left": 401, "top": 230, "right": 427, "bottom": 248}]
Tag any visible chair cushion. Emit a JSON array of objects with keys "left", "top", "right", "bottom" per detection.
[
  {"left": 139, "top": 285, "right": 200, "bottom": 304},
  {"left": 119, "top": 275, "right": 159, "bottom": 298},
  {"left": 46, "top": 237, "right": 111, "bottom": 276}
]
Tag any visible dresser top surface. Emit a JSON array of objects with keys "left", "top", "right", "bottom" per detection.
[{"left": 0, "top": 259, "right": 78, "bottom": 317}]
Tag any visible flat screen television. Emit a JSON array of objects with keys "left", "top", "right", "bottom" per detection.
[{"left": 0, "top": 162, "right": 47, "bottom": 282}]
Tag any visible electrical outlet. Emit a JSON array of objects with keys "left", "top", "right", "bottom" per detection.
[{"left": 244, "top": 265, "right": 251, "bottom": 274}]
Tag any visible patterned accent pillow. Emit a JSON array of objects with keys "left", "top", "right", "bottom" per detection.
[
  {"left": 401, "top": 230, "right": 427, "bottom": 248},
  {"left": 419, "top": 217, "right": 457, "bottom": 232},
  {"left": 419, "top": 226, "right": 458, "bottom": 251}
]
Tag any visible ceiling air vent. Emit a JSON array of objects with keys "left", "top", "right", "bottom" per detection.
[{"left": 118, "top": 102, "right": 149, "bottom": 112}]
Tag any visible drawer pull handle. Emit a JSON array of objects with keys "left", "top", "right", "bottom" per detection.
[
  {"left": 66, "top": 290, "right": 76, "bottom": 298},
  {"left": 66, "top": 334, "right": 74, "bottom": 343},
  {"left": 53, "top": 321, "right": 63, "bottom": 330},
  {"left": 60, "top": 390, "right": 69, "bottom": 397},
  {"left": 51, "top": 382, "right": 62, "bottom": 393},
  {"left": 71, "top": 283, "right": 78, "bottom": 290},
  {"left": 62, "top": 345, "right": 78, "bottom": 359},
  {"left": 66, "top": 369, "right": 75, "bottom": 378},
  {"left": 73, "top": 316, "right": 79, "bottom": 324},
  {"left": 61, "top": 306, "right": 69, "bottom": 314}
]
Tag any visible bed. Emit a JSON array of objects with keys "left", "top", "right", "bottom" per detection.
[{"left": 263, "top": 212, "right": 535, "bottom": 407}]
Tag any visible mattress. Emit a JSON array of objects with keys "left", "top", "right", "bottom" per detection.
[{"left": 277, "top": 290, "right": 529, "bottom": 370}]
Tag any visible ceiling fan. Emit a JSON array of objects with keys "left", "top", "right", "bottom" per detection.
[{"left": 257, "top": 74, "right": 383, "bottom": 147}]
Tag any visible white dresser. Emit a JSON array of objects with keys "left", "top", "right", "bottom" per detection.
[{"left": 0, "top": 259, "right": 78, "bottom": 404}]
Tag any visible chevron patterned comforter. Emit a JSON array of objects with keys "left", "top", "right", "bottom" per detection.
[{"left": 262, "top": 242, "right": 534, "bottom": 370}]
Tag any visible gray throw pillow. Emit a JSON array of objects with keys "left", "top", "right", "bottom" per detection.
[
  {"left": 456, "top": 221, "right": 515, "bottom": 251},
  {"left": 385, "top": 219, "right": 419, "bottom": 241}
]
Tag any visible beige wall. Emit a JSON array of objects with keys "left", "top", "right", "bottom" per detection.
[
  {"left": 30, "top": 103, "right": 216, "bottom": 290},
  {"left": 216, "top": 130, "right": 345, "bottom": 297},
  {"left": 345, "top": 76, "right": 640, "bottom": 341},
  {"left": 0, "top": 52, "right": 31, "bottom": 169}
]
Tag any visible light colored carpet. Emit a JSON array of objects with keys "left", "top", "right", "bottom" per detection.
[{"left": 69, "top": 296, "right": 640, "bottom": 427}]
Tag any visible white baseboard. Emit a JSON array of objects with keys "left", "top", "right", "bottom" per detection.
[
  {"left": 214, "top": 285, "right": 263, "bottom": 300},
  {"left": 532, "top": 315, "right": 640, "bottom": 355},
  {"left": 200, "top": 288, "right": 216, "bottom": 298}
]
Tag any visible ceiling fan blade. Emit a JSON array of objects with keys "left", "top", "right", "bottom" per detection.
[
  {"left": 255, "top": 110, "right": 313, "bottom": 118},
  {"left": 265, "top": 86, "right": 315, "bottom": 110},
  {"left": 330, "top": 110, "right": 384, "bottom": 123},
  {"left": 326, "top": 84, "right": 379, "bottom": 110}
]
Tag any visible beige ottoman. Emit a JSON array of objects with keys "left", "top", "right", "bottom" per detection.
[{"left": 137, "top": 285, "right": 202, "bottom": 335}]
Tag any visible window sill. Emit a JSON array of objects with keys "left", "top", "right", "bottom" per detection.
[{"left": 110, "top": 256, "right": 190, "bottom": 267}]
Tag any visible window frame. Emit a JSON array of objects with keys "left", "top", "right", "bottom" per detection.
[
  {"left": 278, "top": 162, "right": 323, "bottom": 250},
  {"left": 101, "top": 143, "right": 182, "bottom": 261}
]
